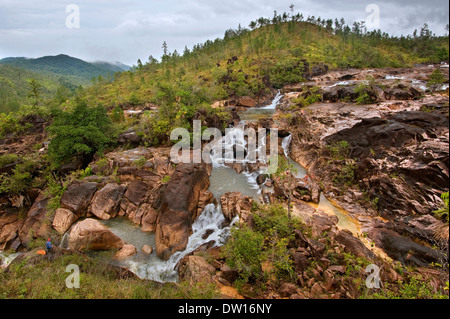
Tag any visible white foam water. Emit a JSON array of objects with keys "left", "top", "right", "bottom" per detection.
[{"left": 124, "top": 204, "right": 238, "bottom": 283}]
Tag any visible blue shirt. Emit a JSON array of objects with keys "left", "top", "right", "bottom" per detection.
[{"left": 46, "top": 241, "right": 52, "bottom": 251}]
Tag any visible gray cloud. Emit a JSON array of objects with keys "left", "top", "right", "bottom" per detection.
[{"left": 0, "top": 0, "right": 448, "bottom": 65}]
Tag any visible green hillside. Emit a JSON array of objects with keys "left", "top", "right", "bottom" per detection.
[
  {"left": 0, "top": 55, "right": 130, "bottom": 113},
  {"left": 0, "top": 64, "right": 78, "bottom": 113},
  {"left": 0, "top": 54, "right": 129, "bottom": 84},
  {"left": 82, "top": 19, "right": 449, "bottom": 109}
]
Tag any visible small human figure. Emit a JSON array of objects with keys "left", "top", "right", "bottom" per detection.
[{"left": 46, "top": 238, "right": 53, "bottom": 254}]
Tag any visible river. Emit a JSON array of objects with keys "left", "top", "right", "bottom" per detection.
[{"left": 89, "top": 91, "right": 361, "bottom": 283}]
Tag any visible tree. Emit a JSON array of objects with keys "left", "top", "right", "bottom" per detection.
[
  {"left": 162, "top": 41, "right": 168, "bottom": 57},
  {"left": 289, "top": 4, "right": 295, "bottom": 19},
  {"left": 47, "top": 99, "right": 115, "bottom": 166},
  {"left": 27, "top": 79, "right": 42, "bottom": 107}
]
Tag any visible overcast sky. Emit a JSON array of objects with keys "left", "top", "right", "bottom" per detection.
[{"left": 0, "top": 0, "right": 448, "bottom": 66}]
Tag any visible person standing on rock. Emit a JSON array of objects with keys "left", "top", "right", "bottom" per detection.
[{"left": 46, "top": 238, "right": 53, "bottom": 255}]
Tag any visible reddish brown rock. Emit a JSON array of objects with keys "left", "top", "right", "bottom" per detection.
[
  {"left": 60, "top": 181, "right": 98, "bottom": 216},
  {"left": 89, "top": 183, "right": 126, "bottom": 220},
  {"left": 68, "top": 218, "right": 124, "bottom": 251},
  {"left": 155, "top": 164, "right": 213, "bottom": 260},
  {"left": 52, "top": 208, "right": 78, "bottom": 234}
]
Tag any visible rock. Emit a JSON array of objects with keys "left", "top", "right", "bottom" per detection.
[
  {"left": 155, "top": 164, "right": 213, "bottom": 260},
  {"left": 219, "top": 286, "right": 245, "bottom": 299},
  {"left": 52, "top": 208, "right": 78, "bottom": 234},
  {"left": 219, "top": 264, "right": 239, "bottom": 284},
  {"left": 89, "top": 183, "right": 126, "bottom": 220},
  {"left": 323, "top": 269, "right": 335, "bottom": 290},
  {"left": 327, "top": 265, "right": 346, "bottom": 274},
  {"left": 141, "top": 203, "right": 160, "bottom": 232},
  {"left": 0, "top": 213, "right": 24, "bottom": 251},
  {"left": 307, "top": 238, "right": 326, "bottom": 257},
  {"left": 114, "top": 244, "right": 137, "bottom": 260},
  {"left": 58, "top": 156, "right": 85, "bottom": 176},
  {"left": 368, "top": 227, "right": 442, "bottom": 267},
  {"left": 178, "top": 255, "right": 216, "bottom": 284},
  {"left": 310, "top": 283, "right": 323, "bottom": 297},
  {"left": 142, "top": 244, "right": 153, "bottom": 255},
  {"left": 237, "top": 96, "right": 257, "bottom": 108},
  {"left": 335, "top": 229, "right": 375, "bottom": 259},
  {"left": 60, "top": 181, "right": 98, "bottom": 216},
  {"left": 18, "top": 194, "right": 50, "bottom": 246},
  {"left": 118, "top": 129, "right": 142, "bottom": 146},
  {"left": 278, "top": 282, "right": 298, "bottom": 297},
  {"left": 68, "top": 218, "right": 124, "bottom": 251},
  {"left": 220, "top": 192, "right": 253, "bottom": 223},
  {"left": 293, "top": 251, "right": 310, "bottom": 273},
  {"left": 256, "top": 174, "right": 266, "bottom": 185},
  {"left": 123, "top": 181, "right": 149, "bottom": 206}
]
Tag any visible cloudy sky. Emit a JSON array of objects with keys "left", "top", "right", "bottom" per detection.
[{"left": 0, "top": 0, "right": 448, "bottom": 66}]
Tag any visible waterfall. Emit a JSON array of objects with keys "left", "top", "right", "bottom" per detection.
[
  {"left": 282, "top": 134, "right": 293, "bottom": 158},
  {"left": 0, "top": 251, "right": 22, "bottom": 269},
  {"left": 259, "top": 90, "right": 283, "bottom": 109},
  {"left": 126, "top": 204, "right": 238, "bottom": 283}
]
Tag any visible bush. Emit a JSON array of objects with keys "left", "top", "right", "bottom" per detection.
[
  {"left": 0, "top": 113, "right": 25, "bottom": 139},
  {"left": 47, "top": 99, "right": 116, "bottom": 167},
  {"left": 427, "top": 69, "right": 446, "bottom": 92},
  {"left": 326, "top": 140, "right": 351, "bottom": 160},
  {"left": 0, "top": 157, "right": 41, "bottom": 195},
  {"left": 223, "top": 226, "right": 265, "bottom": 284},
  {"left": 434, "top": 192, "right": 449, "bottom": 224}
]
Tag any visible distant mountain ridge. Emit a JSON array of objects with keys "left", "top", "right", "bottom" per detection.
[
  {"left": 0, "top": 54, "right": 130, "bottom": 113},
  {"left": 0, "top": 54, "right": 131, "bottom": 83}
]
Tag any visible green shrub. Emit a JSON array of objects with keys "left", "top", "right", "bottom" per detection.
[
  {"left": 47, "top": 99, "right": 116, "bottom": 167},
  {"left": 253, "top": 204, "right": 302, "bottom": 239},
  {"left": 223, "top": 226, "right": 265, "bottom": 284},
  {"left": 111, "top": 105, "right": 125, "bottom": 123},
  {"left": 427, "top": 69, "right": 445, "bottom": 92},
  {"left": 434, "top": 192, "right": 449, "bottom": 224},
  {"left": 0, "top": 154, "right": 20, "bottom": 168},
  {"left": 0, "top": 157, "right": 41, "bottom": 195},
  {"left": 326, "top": 140, "right": 351, "bottom": 160}
]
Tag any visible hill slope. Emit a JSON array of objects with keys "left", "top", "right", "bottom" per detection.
[
  {"left": 0, "top": 54, "right": 129, "bottom": 85},
  {"left": 82, "top": 20, "right": 449, "bottom": 109},
  {"left": 0, "top": 55, "right": 130, "bottom": 113}
]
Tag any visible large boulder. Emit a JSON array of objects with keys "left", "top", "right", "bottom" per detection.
[
  {"left": 335, "top": 229, "right": 375, "bottom": 259},
  {"left": 18, "top": 194, "right": 51, "bottom": 246},
  {"left": 0, "top": 213, "right": 24, "bottom": 250},
  {"left": 123, "top": 181, "right": 149, "bottom": 205},
  {"left": 177, "top": 255, "right": 216, "bottom": 284},
  {"left": 114, "top": 244, "right": 137, "bottom": 260},
  {"left": 68, "top": 218, "right": 124, "bottom": 251},
  {"left": 155, "top": 164, "right": 213, "bottom": 260},
  {"left": 220, "top": 192, "right": 253, "bottom": 223},
  {"left": 60, "top": 181, "right": 98, "bottom": 216},
  {"left": 237, "top": 96, "right": 257, "bottom": 108},
  {"left": 52, "top": 208, "right": 78, "bottom": 234},
  {"left": 89, "top": 183, "right": 126, "bottom": 220},
  {"left": 368, "top": 227, "right": 442, "bottom": 267}
]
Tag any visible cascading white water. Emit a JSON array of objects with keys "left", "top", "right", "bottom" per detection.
[
  {"left": 282, "top": 134, "right": 293, "bottom": 158},
  {"left": 0, "top": 251, "right": 22, "bottom": 269},
  {"left": 121, "top": 204, "right": 238, "bottom": 283}
]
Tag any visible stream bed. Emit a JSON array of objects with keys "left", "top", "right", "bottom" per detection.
[{"left": 94, "top": 91, "right": 361, "bottom": 282}]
